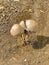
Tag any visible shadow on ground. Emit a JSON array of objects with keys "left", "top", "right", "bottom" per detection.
[{"left": 32, "top": 35, "right": 49, "bottom": 49}]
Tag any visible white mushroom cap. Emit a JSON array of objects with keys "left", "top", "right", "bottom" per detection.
[
  {"left": 19, "top": 20, "right": 26, "bottom": 29},
  {"left": 26, "top": 20, "right": 37, "bottom": 32},
  {"left": 10, "top": 24, "right": 24, "bottom": 36}
]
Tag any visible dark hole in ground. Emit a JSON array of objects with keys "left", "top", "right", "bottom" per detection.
[{"left": 24, "top": 29, "right": 28, "bottom": 34}]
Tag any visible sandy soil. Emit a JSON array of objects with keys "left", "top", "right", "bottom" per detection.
[{"left": 0, "top": 0, "right": 49, "bottom": 65}]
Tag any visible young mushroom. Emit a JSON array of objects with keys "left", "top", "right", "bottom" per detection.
[
  {"left": 19, "top": 20, "right": 26, "bottom": 29},
  {"left": 25, "top": 19, "right": 38, "bottom": 44},
  {"left": 10, "top": 24, "right": 24, "bottom": 36},
  {"left": 26, "top": 19, "right": 37, "bottom": 32}
]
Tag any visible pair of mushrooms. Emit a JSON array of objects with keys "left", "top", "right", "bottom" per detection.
[{"left": 10, "top": 19, "right": 37, "bottom": 36}]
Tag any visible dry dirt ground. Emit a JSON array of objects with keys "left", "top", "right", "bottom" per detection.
[{"left": 0, "top": 0, "right": 49, "bottom": 65}]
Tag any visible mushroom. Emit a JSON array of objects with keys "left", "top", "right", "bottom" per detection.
[
  {"left": 10, "top": 24, "right": 24, "bottom": 36},
  {"left": 10, "top": 20, "right": 38, "bottom": 45},
  {"left": 19, "top": 20, "right": 26, "bottom": 29},
  {"left": 19, "top": 20, "right": 37, "bottom": 32},
  {"left": 26, "top": 19, "right": 37, "bottom": 32}
]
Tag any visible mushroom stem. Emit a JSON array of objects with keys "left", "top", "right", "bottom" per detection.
[
  {"left": 21, "top": 33, "right": 28, "bottom": 46},
  {"left": 22, "top": 29, "right": 29, "bottom": 45}
]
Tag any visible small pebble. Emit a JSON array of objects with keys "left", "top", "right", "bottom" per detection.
[
  {"left": 29, "top": 9, "right": 32, "bottom": 12},
  {"left": 24, "top": 59, "right": 27, "bottom": 62},
  {"left": 40, "top": 10, "right": 45, "bottom": 13}
]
